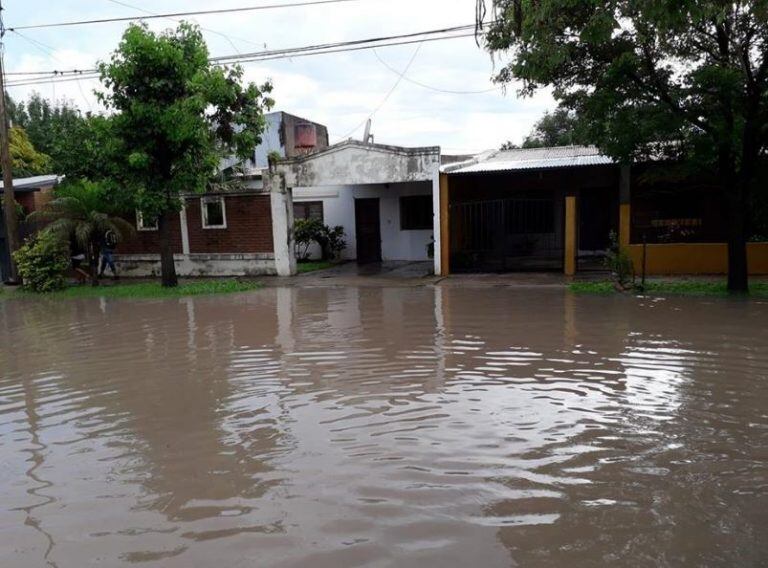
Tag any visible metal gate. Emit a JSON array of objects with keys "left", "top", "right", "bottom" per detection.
[{"left": 449, "top": 197, "right": 563, "bottom": 272}]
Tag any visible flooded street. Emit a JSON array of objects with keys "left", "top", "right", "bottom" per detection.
[{"left": 1, "top": 285, "right": 767, "bottom": 567}]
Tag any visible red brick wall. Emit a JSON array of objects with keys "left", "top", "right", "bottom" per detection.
[
  {"left": 118, "top": 194, "right": 273, "bottom": 255},
  {"left": 118, "top": 212, "right": 183, "bottom": 254},
  {"left": 186, "top": 194, "right": 273, "bottom": 254}
]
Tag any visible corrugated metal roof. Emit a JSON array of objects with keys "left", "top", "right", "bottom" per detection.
[
  {"left": 443, "top": 145, "right": 614, "bottom": 174},
  {"left": 0, "top": 174, "right": 62, "bottom": 191}
]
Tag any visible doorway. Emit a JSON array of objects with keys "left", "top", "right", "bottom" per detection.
[{"left": 354, "top": 198, "right": 382, "bottom": 264}]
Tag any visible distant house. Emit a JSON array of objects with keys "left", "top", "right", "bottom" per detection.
[
  {"left": 437, "top": 146, "right": 768, "bottom": 276},
  {"left": 0, "top": 175, "right": 62, "bottom": 282},
  {"left": 252, "top": 111, "right": 330, "bottom": 169},
  {"left": 275, "top": 139, "right": 441, "bottom": 264}
]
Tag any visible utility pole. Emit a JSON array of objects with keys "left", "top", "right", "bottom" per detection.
[{"left": 0, "top": 0, "right": 19, "bottom": 284}]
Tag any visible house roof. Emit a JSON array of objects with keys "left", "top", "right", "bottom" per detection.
[
  {"left": 0, "top": 174, "right": 63, "bottom": 192},
  {"left": 442, "top": 145, "right": 614, "bottom": 174},
  {"left": 282, "top": 138, "right": 440, "bottom": 164}
]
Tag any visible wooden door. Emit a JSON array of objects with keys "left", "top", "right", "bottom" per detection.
[{"left": 355, "top": 198, "right": 382, "bottom": 264}]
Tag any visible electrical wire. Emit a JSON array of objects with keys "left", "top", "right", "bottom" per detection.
[
  {"left": 333, "top": 42, "right": 422, "bottom": 141},
  {"left": 372, "top": 48, "right": 498, "bottom": 94},
  {"left": 9, "top": 0, "right": 366, "bottom": 31},
  {"left": 5, "top": 24, "right": 485, "bottom": 86}
]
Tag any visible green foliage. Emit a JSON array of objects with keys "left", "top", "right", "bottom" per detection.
[
  {"left": 569, "top": 281, "right": 615, "bottom": 294},
  {"left": 8, "top": 127, "right": 50, "bottom": 176},
  {"left": 570, "top": 279, "right": 768, "bottom": 298},
  {"left": 317, "top": 225, "right": 346, "bottom": 260},
  {"left": 7, "top": 93, "right": 106, "bottom": 179},
  {"left": 16, "top": 279, "right": 262, "bottom": 299},
  {"left": 297, "top": 261, "right": 334, "bottom": 274},
  {"left": 501, "top": 108, "right": 584, "bottom": 150},
  {"left": 604, "top": 231, "right": 634, "bottom": 288},
  {"left": 13, "top": 230, "right": 70, "bottom": 293},
  {"left": 29, "top": 180, "right": 135, "bottom": 284},
  {"left": 294, "top": 218, "right": 324, "bottom": 260},
  {"left": 478, "top": 1, "right": 768, "bottom": 290},
  {"left": 96, "top": 22, "right": 273, "bottom": 219},
  {"left": 294, "top": 218, "right": 347, "bottom": 260}
]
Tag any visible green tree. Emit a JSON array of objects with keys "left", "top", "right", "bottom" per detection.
[
  {"left": 8, "top": 92, "right": 115, "bottom": 180},
  {"left": 97, "top": 22, "right": 273, "bottom": 287},
  {"left": 7, "top": 127, "right": 50, "bottom": 176},
  {"left": 500, "top": 108, "right": 584, "bottom": 150},
  {"left": 477, "top": 0, "right": 768, "bottom": 292},
  {"left": 522, "top": 108, "right": 582, "bottom": 148},
  {"left": 29, "top": 180, "right": 135, "bottom": 286}
]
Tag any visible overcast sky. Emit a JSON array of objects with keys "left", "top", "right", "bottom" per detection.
[{"left": 4, "top": 0, "right": 555, "bottom": 154}]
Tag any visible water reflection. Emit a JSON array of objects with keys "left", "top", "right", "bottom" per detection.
[{"left": 1, "top": 287, "right": 767, "bottom": 566}]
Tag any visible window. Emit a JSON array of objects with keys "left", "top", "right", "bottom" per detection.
[
  {"left": 294, "top": 201, "right": 324, "bottom": 221},
  {"left": 136, "top": 210, "right": 158, "bottom": 231},
  {"left": 400, "top": 195, "right": 433, "bottom": 230},
  {"left": 202, "top": 196, "right": 226, "bottom": 229}
]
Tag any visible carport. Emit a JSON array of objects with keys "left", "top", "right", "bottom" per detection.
[{"left": 438, "top": 147, "right": 622, "bottom": 276}]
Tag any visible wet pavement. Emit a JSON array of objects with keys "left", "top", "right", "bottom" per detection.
[{"left": 1, "top": 285, "right": 768, "bottom": 567}]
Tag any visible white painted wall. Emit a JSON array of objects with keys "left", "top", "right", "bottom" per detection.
[{"left": 294, "top": 181, "right": 434, "bottom": 262}]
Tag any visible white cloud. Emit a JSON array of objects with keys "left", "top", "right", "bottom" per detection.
[{"left": 5, "top": 0, "right": 558, "bottom": 152}]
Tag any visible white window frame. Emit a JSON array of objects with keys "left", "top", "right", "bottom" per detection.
[
  {"left": 201, "top": 196, "right": 227, "bottom": 229},
  {"left": 136, "top": 210, "right": 158, "bottom": 231}
]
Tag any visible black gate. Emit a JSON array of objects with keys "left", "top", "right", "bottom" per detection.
[{"left": 449, "top": 196, "right": 563, "bottom": 272}]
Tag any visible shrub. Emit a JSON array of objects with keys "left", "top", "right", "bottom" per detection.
[
  {"left": 294, "top": 219, "right": 347, "bottom": 261},
  {"left": 317, "top": 225, "right": 346, "bottom": 260},
  {"left": 13, "top": 230, "right": 70, "bottom": 292},
  {"left": 604, "top": 231, "right": 635, "bottom": 289},
  {"left": 294, "top": 218, "right": 324, "bottom": 260}
]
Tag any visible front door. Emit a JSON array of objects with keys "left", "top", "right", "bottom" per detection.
[{"left": 355, "top": 198, "right": 382, "bottom": 264}]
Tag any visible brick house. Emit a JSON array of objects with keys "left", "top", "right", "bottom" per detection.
[{"left": 115, "top": 188, "right": 292, "bottom": 277}]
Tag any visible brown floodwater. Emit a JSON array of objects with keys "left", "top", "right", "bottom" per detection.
[{"left": 1, "top": 285, "right": 767, "bottom": 567}]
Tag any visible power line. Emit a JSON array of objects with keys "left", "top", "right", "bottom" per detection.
[
  {"left": 372, "top": 48, "right": 499, "bottom": 95},
  {"left": 334, "top": 42, "right": 422, "bottom": 141},
  {"left": 5, "top": 24, "right": 485, "bottom": 86},
  {"left": 9, "top": 0, "right": 366, "bottom": 31}
]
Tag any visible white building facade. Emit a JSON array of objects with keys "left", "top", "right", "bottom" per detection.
[{"left": 277, "top": 141, "right": 441, "bottom": 270}]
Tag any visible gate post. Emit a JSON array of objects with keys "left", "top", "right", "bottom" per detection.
[{"left": 564, "top": 194, "right": 577, "bottom": 276}]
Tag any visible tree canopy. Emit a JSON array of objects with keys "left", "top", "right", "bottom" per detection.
[
  {"left": 96, "top": 22, "right": 274, "bottom": 286},
  {"left": 502, "top": 108, "right": 584, "bottom": 149},
  {"left": 477, "top": 0, "right": 768, "bottom": 291},
  {"left": 8, "top": 92, "right": 111, "bottom": 180},
  {"left": 7, "top": 126, "right": 50, "bottom": 177}
]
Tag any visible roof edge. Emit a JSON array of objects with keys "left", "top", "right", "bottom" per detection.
[{"left": 281, "top": 139, "right": 440, "bottom": 165}]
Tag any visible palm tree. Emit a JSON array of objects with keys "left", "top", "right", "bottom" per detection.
[{"left": 29, "top": 180, "right": 135, "bottom": 286}]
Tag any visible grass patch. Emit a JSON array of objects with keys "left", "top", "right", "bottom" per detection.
[
  {"left": 297, "top": 261, "right": 334, "bottom": 274},
  {"left": 16, "top": 279, "right": 262, "bottom": 300},
  {"left": 570, "top": 279, "right": 768, "bottom": 297},
  {"left": 569, "top": 281, "right": 615, "bottom": 294}
]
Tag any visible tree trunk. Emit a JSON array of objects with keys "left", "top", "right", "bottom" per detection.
[
  {"left": 158, "top": 211, "right": 178, "bottom": 287},
  {"left": 726, "top": 185, "right": 749, "bottom": 293}
]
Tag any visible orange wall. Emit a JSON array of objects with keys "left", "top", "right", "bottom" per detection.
[{"left": 628, "top": 243, "right": 768, "bottom": 275}]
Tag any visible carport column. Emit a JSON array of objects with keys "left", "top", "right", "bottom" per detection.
[
  {"left": 438, "top": 173, "right": 450, "bottom": 276},
  {"left": 619, "top": 164, "right": 631, "bottom": 248},
  {"left": 268, "top": 171, "right": 297, "bottom": 276},
  {"left": 564, "top": 194, "right": 577, "bottom": 276}
]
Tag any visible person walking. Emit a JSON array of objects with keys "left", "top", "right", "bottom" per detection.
[{"left": 99, "top": 229, "right": 119, "bottom": 279}]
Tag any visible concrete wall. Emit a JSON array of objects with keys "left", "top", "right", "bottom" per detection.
[
  {"left": 283, "top": 142, "right": 440, "bottom": 187},
  {"left": 628, "top": 242, "right": 768, "bottom": 275},
  {"left": 294, "top": 181, "right": 434, "bottom": 262},
  {"left": 115, "top": 253, "right": 276, "bottom": 277}
]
